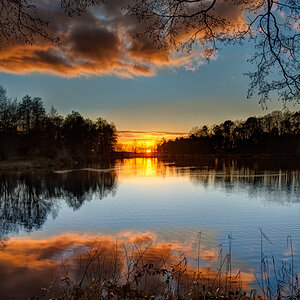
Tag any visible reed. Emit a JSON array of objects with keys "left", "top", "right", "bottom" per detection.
[{"left": 39, "top": 234, "right": 264, "bottom": 300}]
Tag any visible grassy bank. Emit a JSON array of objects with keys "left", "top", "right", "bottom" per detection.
[{"left": 0, "top": 154, "right": 117, "bottom": 171}]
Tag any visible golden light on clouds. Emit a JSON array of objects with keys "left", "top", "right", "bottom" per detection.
[
  {"left": 0, "top": 1, "right": 248, "bottom": 78},
  {"left": 117, "top": 130, "right": 187, "bottom": 152}
]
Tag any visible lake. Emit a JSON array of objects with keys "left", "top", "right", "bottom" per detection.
[{"left": 0, "top": 157, "right": 299, "bottom": 298}]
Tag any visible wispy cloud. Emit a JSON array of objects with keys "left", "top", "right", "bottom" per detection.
[{"left": 118, "top": 130, "right": 188, "bottom": 144}]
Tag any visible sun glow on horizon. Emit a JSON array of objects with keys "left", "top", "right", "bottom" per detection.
[{"left": 116, "top": 131, "right": 188, "bottom": 152}]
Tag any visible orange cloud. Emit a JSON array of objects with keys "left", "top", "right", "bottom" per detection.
[{"left": 0, "top": 0, "right": 248, "bottom": 77}]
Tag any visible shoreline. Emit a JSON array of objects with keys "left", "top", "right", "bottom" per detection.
[
  {"left": 0, "top": 158, "right": 63, "bottom": 172},
  {"left": 0, "top": 153, "right": 300, "bottom": 172}
]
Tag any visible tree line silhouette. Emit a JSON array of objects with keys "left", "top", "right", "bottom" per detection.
[
  {"left": 157, "top": 111, "right": 300, "bottom": 156},
  {"left": 0, "top": 86, "right": 117, "bottom": 161}
]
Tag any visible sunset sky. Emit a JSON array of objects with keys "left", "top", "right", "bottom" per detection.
[{"left": 0, "top": 0, "right": 291, "bottom": 142}]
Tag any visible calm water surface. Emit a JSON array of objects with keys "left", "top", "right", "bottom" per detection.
[{"left": 0, "top": 157, "right": 299, "bottom": 298}]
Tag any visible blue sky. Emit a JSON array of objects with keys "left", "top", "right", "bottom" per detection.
[
  {"left": 0, "top": 42, "right": 287, "bottom": 132},
  {"left": 2, "top": 0, "right": 295, "bottom": 134}
]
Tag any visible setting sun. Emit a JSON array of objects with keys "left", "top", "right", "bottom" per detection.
[{"left": 146, "top": 149, "right": 151, "bottom": 153}]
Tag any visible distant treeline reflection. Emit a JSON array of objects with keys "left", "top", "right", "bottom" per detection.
[
  {"left": 0, "top": 166, "right": 117, "bottom": 237},
  {"left": 161, "top": 156, "right": 300, "bottom": 201},
  {"left": 158, "top": 111, "right": 300, "bottom": 155},
  {"left": 0, "top": 158, "right": 299, "bottom": 238}
]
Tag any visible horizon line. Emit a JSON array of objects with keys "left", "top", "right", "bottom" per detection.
[{"left": 118, "top": 130, "right": 189, "bottom": 135}]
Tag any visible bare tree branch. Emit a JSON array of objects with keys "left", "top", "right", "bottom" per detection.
[
  {"left": 127, "top": 0, "right": 300, "bottom": 105},
  {"left": 0, "top": 0, "right": 59, "bottom": 46},
  {"left": 0, "top": 0, "right": 299, "bottom": 105}
]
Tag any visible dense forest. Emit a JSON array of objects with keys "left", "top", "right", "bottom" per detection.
[
  {"left": 158, "top": 111, "right": 300, "bottom": 156},
  {"left": 0, "top": 86, "right": 117, "bottom": 161},
  {"left": 2, "top": 84, "right": 300, "bottom": 160}
]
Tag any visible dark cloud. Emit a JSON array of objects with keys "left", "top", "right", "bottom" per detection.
[
  {"left": 68, "top": 25, "right": 121, "bottom": 63},
  {"left": 0, "top": 0, "right": 246, "bottom": 77}
]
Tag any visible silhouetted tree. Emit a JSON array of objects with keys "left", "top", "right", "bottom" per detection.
[
  {"left": 42, "top": 106, "right": 64, "bottom": 157},
  {"left": 0, "top": 85, "right": 118, "bottom": 161},
  {"left": 0, "top": 87, "right": 18, "bottom": 134},
  {"left": 62, "top": 111, "right": 86, "bottom": 156},
  {"left": 158, "top": 111, "right": 300, "bottom": 156},
  {"left": 18, "top": 95, "right": 33, "bottom": 134},
  {"left": 96, "top": 118, "right": 118, "bottom": 154},
  {"left": 0, "top": 87, "right": 18, "bottom": 159},
  {"left": 31, "top": 97, "right": 46, "bottom": 132}
]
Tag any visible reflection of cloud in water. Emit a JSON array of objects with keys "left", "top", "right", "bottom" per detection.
[
  {"left": 0, "top": 231, "right": 255, "bottom": 299},
  {"left": 0, "top": 158, "right": 298, "bottom": 297}
]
